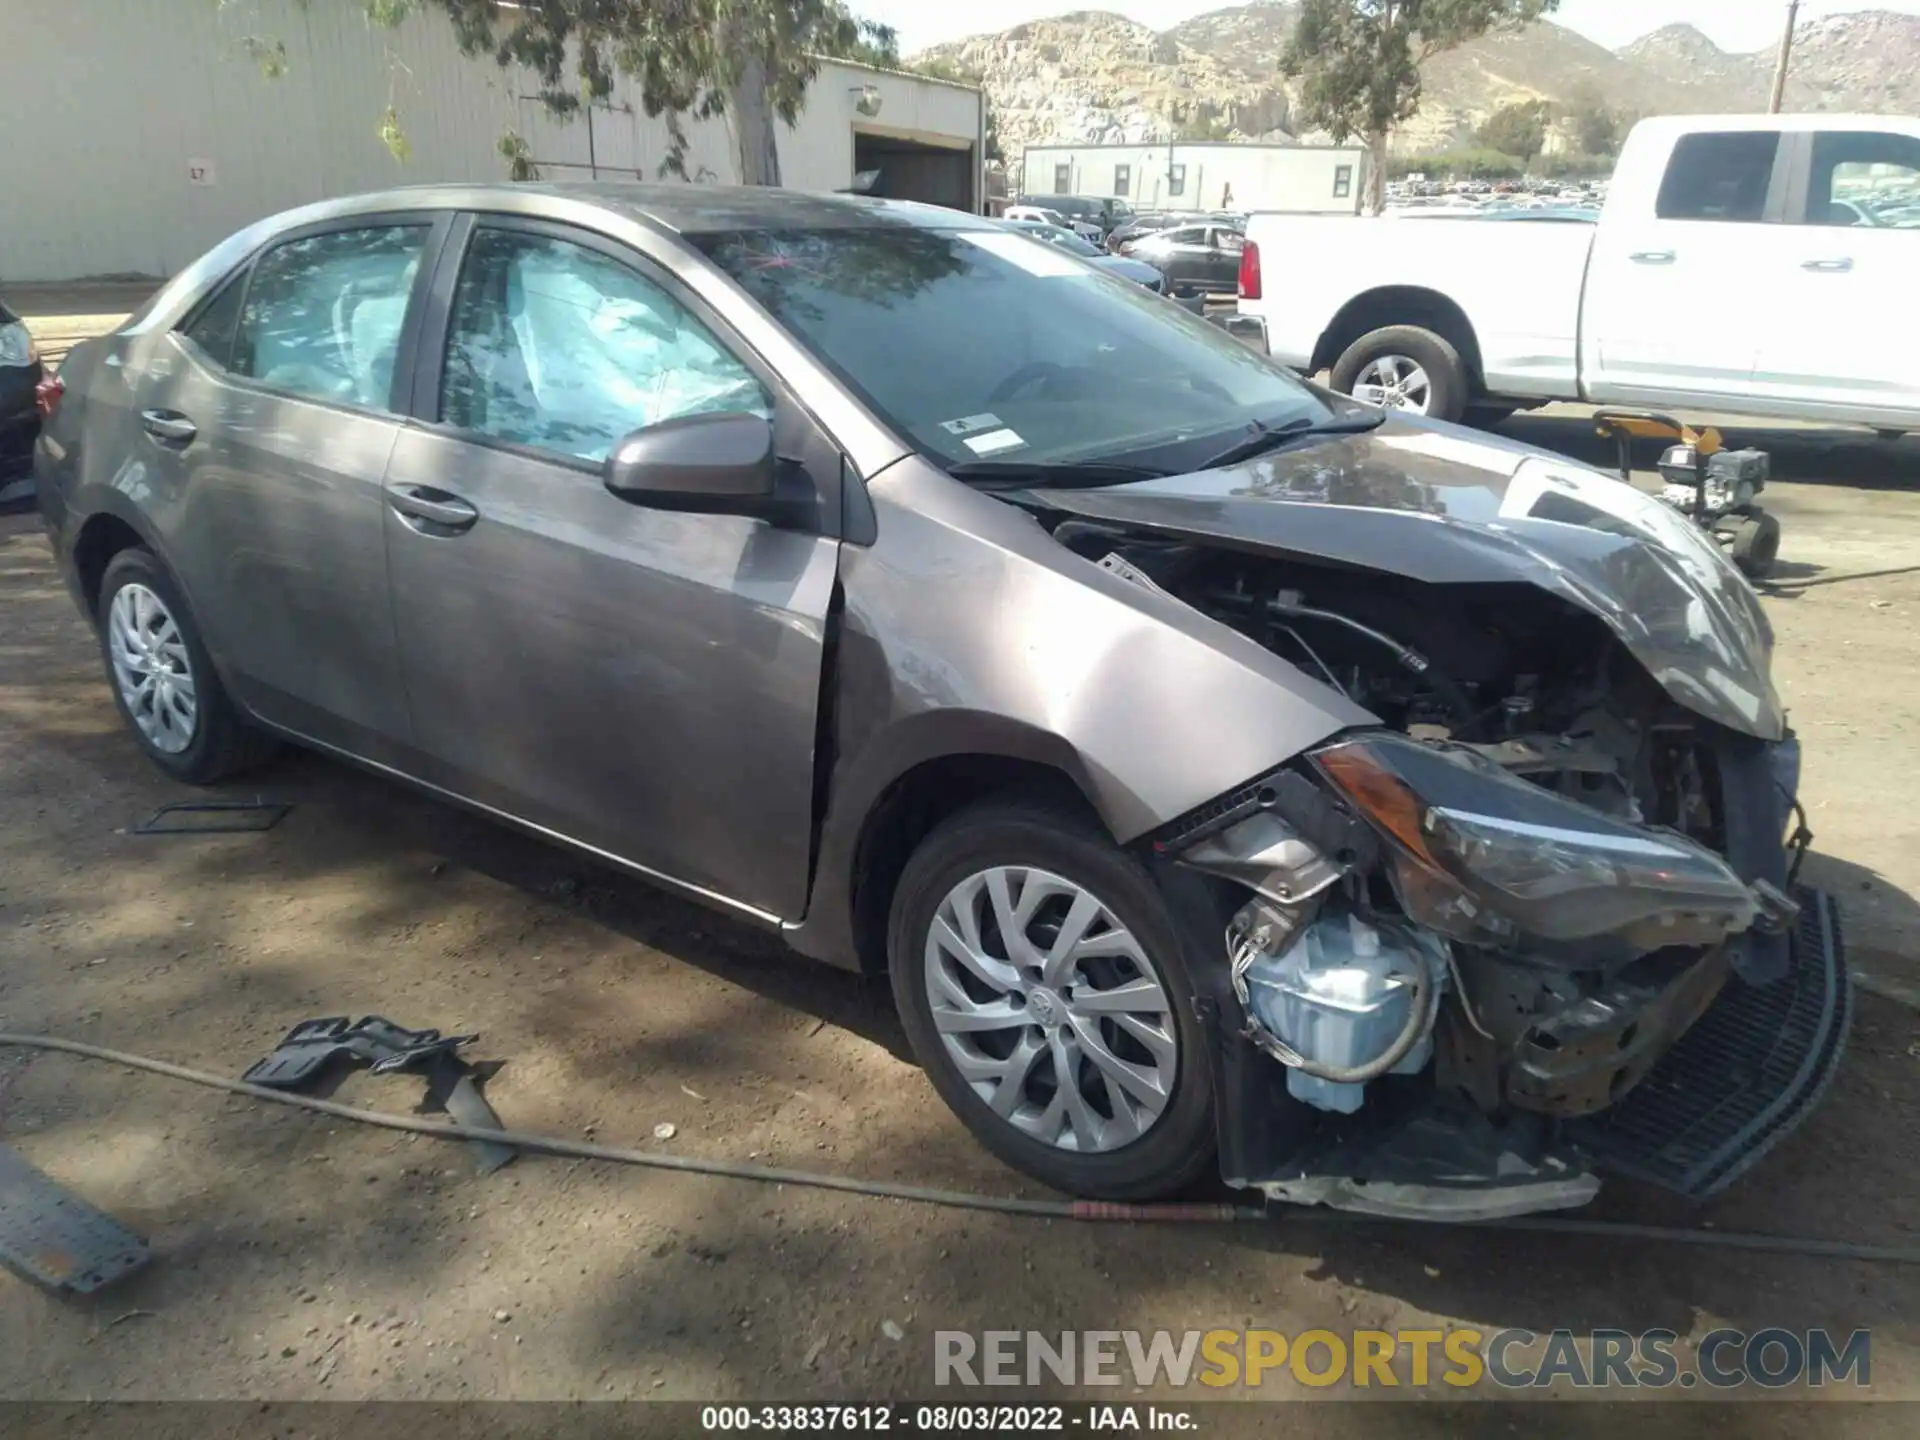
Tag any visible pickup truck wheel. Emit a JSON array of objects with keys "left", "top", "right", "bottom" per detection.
[
  {"left": 888, "top": 799, "right": 1216, "bottom": 1200},
  {"left": 1331, "top": 326, "right": 1469, "bottom": 423}
]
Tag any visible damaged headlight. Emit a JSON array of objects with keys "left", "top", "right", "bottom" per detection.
[{"left": 1312, "top": 732, "right": 1760, "bottom": 950}]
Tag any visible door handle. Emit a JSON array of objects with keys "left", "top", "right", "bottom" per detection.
[
  {"left": 387, "top": 485, "right": 479, "bottom": 533},
  {"left": 1629, "top": 250, "right": 1677, "bottom": 265},
  {"left": 1802, "top": 257, "right": 1855, "bottom": 273},
  {"left": 140, "top": 409, "right": 197, "bottom": 444}
]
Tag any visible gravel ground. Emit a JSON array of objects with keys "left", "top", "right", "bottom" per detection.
[{"left": 0, "top": 371, "right": 1916, "bottom": 1424}]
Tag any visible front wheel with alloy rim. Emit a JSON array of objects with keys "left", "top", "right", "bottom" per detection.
[
  {"left": 96, "top": 548, "right": 277, "bottom": 784},
  {"left": 888, "top": 799, "right": 1216, "bottom": 1199},
  {"left": 1329, "top": 324, "right": 1470, "bottom": 423}
]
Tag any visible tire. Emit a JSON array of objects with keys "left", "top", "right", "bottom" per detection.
[
  {"left": 1727, "top": 511, "right": 1782, "bottom": 579},
  {"left": 97, "top": 548, "right": 277, "bottom": 784},
  {"left": 888, "top": 798, "right": 1218, "bottom": 1200},
  {"left": 1330, "top": 325, "right": 1470, "bottom": 423}
]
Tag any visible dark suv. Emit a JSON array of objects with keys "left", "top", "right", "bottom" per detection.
[
  {"left": 1027, "top": 194, "right": 1136, "bottom": 240},
  {"left": 0, "top": 295, "right": 44, "bottom": 506}
]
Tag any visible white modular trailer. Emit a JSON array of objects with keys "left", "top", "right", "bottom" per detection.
[
  {"left": 1020, "top": 141, "right": 1368, "bottom": 215},
  {"left": 0, "top": 0, "right": 986, "bottom": 282}
]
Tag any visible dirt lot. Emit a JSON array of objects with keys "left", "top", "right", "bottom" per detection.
[{"left": 0, "top": 306, "right": 1917, "bottom": 1423}]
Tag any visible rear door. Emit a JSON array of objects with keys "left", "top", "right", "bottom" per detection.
[
  {"left": 1582, "top": 130, "right": 1791, "bottom": 405},
  {"left": 381, "top": 215, "right": 843, "bottom": 921},
  {"left": 1749, "top": 128, "right": 1920, "bottom": 426},
  {"left": 1204, "top": 227, "right": 1246, "bottom": 293},
  {"left": 1154, "top": 226, "right": 1212, "bottom": 289},
  {"left": 140, "top": 215, "right": 445, "bottom": 754}
]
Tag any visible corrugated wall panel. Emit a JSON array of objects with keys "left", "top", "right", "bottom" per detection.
[{"left": 0, "top": 0, "right": 982, "bottom": 283}]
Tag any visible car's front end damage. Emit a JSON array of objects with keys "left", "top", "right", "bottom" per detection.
[{"left": 1025, "top": 416, "right": 1849, "bottom": 1219}]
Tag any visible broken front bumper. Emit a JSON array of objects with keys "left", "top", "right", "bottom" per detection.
[
  {"left": 1200, "top": 886, "right": 1850, "bottom": 1220},
  {"left": 1567, "top": 887, "right": 1850, "bottom": 1200}
]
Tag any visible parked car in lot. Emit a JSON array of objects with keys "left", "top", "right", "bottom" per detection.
[
  {"left": 1004, "top": 204, "right": 1071, "bottom": 230},
  {"left": 1105, "top": 212, "right": 1205, "bottom": 252},
  {"left": 1020, "top": 193, "right": 1135, "bottom": 242},
  {"left": 0, "top": 295, "right": 46, "bottom": 506},
  {"left": 997, "top": 218, "right": 1168, "bottom": 290},
  {"left": 1121, "top": 222, "right": 1247, "bottom": 295},
  {"left": 1239, "top": 113, "right": 1920, "bottom": 430},
  {"left": 36, "top": 183, "right": 1845, "bottom": 1215}
]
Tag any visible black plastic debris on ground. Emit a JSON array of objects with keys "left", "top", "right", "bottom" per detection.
[
  {"left": 132, "top": 798, "right": 292, "bottom": 836},
  {"left": 0, "top": 1143, "right": 151, "bottom": 1294},
  {"left": 244, "top": 1016, "right": 516, "bottom": 1174}
]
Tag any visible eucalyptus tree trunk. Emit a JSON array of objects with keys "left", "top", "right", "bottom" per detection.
[
  {"left": 729, "top": 50, "right": 783, "bottom": 186},
  {"left": 1364, "top": 128, "right": 1389, "bottom": 215}
]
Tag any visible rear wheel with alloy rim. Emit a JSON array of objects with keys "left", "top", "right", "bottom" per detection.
[
  {"left": 889, "top": 799, "right": 1216, "bottom": 1199},
  {"left": 108, "top": 581, "right": 199, "bottom": 754},
  {"left": 96, "top": 548, "right": 277, "bottom": 784},
  {"left": 1330, "top": 324, "right": 1470, "bottom": 423}
]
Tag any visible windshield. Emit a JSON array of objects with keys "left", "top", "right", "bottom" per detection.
[{"left": 695, "top": 225, "right": 1323, "bottom": 473}]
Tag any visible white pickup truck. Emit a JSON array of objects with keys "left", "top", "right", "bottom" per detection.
[{"left": 1237, "top": 113, "right": 1920, "bottom": 432}]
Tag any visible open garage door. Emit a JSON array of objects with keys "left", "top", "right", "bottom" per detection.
[{"left": 852, "top": 131, "right": 976, "bottom": 211}]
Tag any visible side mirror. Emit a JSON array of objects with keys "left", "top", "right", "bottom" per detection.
[{"left": 603, "top": 412, "right": 776, "bottom": 515}]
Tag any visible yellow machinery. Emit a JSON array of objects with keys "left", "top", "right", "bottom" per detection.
[{"left": 1592, "top": 410, "right": 1781, "bottom": 579}]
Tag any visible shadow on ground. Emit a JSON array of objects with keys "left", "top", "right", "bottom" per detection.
[{"left": 2, "top": 505, "right": 1918, "bottom": 1406}]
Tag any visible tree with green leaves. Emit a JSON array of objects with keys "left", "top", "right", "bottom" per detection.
[
  {"left": 1567, "top": 85, "right": 1621, "bottom": 159},
  {"left": 1475, "top": 99, "right": 1551, "bottom": 164},
  {"left": 1281, "top": 0, "right": 1561, "bottom": 213},
  {"left": 257, "top": 1, "right": 899, "bottom": 185}
]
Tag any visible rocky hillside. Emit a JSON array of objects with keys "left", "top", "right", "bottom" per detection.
[{"left": 915, "top": 5, "right": 1920, "bottom": 159}]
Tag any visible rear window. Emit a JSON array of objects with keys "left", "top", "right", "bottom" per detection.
[{"left": 1656, "top": 132, "right": 1780, "bottom": 223}]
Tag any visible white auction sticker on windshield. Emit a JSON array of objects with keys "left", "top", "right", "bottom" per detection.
[
  {"left": 956, "top": 230, "right": 1084, "bottom": 277},
  {"left": 963, "top": 428, "right": 1028, "bottom": 456}
]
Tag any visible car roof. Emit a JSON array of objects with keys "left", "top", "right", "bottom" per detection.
[
  {"left": 131, "top": 182, "right": 1005, "bottom": 334},
  {"left": 264, "top": 181, "right": 1002, "bottom": 238}
]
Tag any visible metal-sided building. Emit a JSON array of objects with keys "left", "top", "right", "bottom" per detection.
[
  {"left": 0, "top": 0, "right": 986, "bottom": 283},
  {"left": 1020, "top": 141, "right": 1368, "bottom": 216}
]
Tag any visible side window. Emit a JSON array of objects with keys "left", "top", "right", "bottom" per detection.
[
  {"left": 178, "top": 271, "right": 249, "bottom": 370},
  {"left": 1655, "top": 132, "right": 1781, "bottom": 223},
  {"left": 440, "top": 227, "right": 772, "bottom": 465},
  {"left": 1808, "top": 131, "right": 1920, "bottom": 229},
  {"left": 231, "top": 225, "right": 427, "bottom": 408}
]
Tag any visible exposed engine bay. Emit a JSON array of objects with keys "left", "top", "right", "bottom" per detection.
[{"left": 1044, "top": 516, "right": 1835, "bottom": 1219}]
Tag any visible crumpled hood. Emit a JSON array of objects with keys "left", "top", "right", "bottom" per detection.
[{"left": 1030, "top": 414, "right": 1784, "bottom": 740}]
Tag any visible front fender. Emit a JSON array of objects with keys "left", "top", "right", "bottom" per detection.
[{"left": 785, "top": 458, "right": 1375, "bottom": 968}]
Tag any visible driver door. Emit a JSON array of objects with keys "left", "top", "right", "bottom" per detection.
[{"left": 383, "top": 216, "right": 843, "bottom": 920}]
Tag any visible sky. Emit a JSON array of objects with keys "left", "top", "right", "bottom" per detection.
[{"left": 861, "top": 1, "right": 1920, "bottom": 58}]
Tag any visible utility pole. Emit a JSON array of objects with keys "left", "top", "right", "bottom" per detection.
[{"left": 1770, "top": 0, "right": 1802, "bottom": 114}]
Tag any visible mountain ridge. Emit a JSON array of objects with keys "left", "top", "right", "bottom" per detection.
[{"left": 913, "top": 6, "right": 1920, "bottom": 159}]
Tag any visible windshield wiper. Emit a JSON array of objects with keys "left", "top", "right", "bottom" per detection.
[
  {"left": 945, "top": 459, "right": 1171, "bottom": 490},
  {"left": 1194, "top": 410, "right": 1387, "bottom": 472}
]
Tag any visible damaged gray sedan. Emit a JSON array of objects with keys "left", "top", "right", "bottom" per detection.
[{"left": 36, "top": 185, "right": 1846, "bottom": 1219}]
